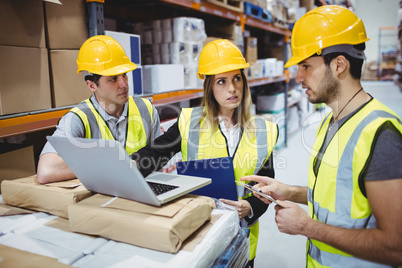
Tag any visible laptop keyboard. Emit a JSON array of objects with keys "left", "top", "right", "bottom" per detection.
[{"left": 147, "top": 181, "right": 179, "bottom": 196}]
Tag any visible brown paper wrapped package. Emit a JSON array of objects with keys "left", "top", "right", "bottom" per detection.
[
  {"left": 0, "top": 244, "right": 71, "bottom": 268},
  {"left": 68, "top": 194, "right": 215, "bottom": 253},
  {"left": 1, "top": 175, "right": 93, "bottom": 218}
]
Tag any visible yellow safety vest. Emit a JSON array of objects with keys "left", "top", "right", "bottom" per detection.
[
  {"left": 70, "top": 96, "right": 154, "bottom": 155},
  {"left": 178, "top": 107, "right": 278, "bottom": 260},
  {"left": 307, "top": 99, "right": 402, "bottom": 267}
]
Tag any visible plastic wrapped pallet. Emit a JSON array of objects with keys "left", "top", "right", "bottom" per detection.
[
  {"left": 170, "top": 42, "right": 202, "bottom": 65},
  {"left": 173, "top": 17, "right": 207, "bottom": 43}
]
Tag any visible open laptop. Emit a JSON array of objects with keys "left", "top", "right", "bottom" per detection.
[
  {"left": 47, "top": 136, "right": 211, "bottom": 206},
  {"left": 176, "top": 157, "right": 238, "bottom": 201}
]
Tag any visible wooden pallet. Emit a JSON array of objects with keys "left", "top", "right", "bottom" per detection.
[{"left": 205, "top": 0, "right": 244, "bottom": 13}]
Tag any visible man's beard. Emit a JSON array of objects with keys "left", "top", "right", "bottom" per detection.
[{"left": 309, "top": 66, "right": 340, "bottom": 104}]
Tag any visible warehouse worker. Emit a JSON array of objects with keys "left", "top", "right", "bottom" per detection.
[
  {"left": 37, "top": 35, "right": 160, "bottom": 184},
  {"left": 131, "top": 39, "right": 278, "bottom": 267},
  {"left": 243, "top": 5, "right": 402, "bottom": 267}
]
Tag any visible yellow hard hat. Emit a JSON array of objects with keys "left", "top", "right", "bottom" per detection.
[
  {"left": 76, "top": 35, "right": 137, "bottom": 76},
  {"left": 285, "top": 5, "right": 370, "bottom": 68},
  {"left": 197, "top": 39, "right": 249, "bottom": 79}
]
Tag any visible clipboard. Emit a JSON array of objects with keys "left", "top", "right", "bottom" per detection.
[{"left": 176, "top": 157, "right": 238, "bottom": 200}]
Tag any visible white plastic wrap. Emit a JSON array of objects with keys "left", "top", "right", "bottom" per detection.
[
  {"left": 173, "top": 17, "right": 207, "bottom": 43},
  {"left": 211, "top": 228, "right": 250, "bottom": 268},
  {"left": 0, "top": 208, "right": 241, "bottom": 268}
]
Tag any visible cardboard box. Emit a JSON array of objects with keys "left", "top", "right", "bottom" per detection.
[
  {"left": 0, "top": 146, "right": 36, "bottom": 193},
  {"left": 105, "top": 30, "right": 141, "bottom": 65},
  {"left": 245, "top": 37, "right": 258, "bottom": 64},
  {"left": 68, "top": 194, "right": 215, "bottom": 253},
  {"left": 203, "top": 36, "right": 222, "bottom": 47},
  {"left": 1, "top": 175, "right": 93, "bottom": 218},
  {"left": 362, "top": 61, "right": 378, "bottom": 81},
  {"left": 246, "top": 0, "right": 267, "bottom": 9},
  {"left": 205, "top": 21, "right": 241, "bottom": 41},
  {"left": 299, "top": 0, "right": 314, "bottom": 11},
  {"left": 49, "top": 50, "right": 91, "bottom": 108},
  {"left": 0, "top": 0, "right": 46, "bottom": 48},
  {"left": 44, "top": 0, "right": 88, "bottom": 49},
  {"left": 142, "top": 64, "right": 185, "bottom": 94},
  {"left": 0, "top": 45, "right": 51, "bottom": 115}
]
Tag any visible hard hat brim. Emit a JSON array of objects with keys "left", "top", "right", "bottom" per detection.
[
  {"left": 284, "top": 56, "right": 303, "bottom": 68},
  {"left": 197, "top": 63, "right": 250, "bottom": 79},
  {"left": 78, "top": 62, "right": 137, "bottom": 76}
]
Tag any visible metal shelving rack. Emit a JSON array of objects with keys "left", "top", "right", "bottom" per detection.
[{"left": 0, "top": 0, "right": 292, "bottom": 146}]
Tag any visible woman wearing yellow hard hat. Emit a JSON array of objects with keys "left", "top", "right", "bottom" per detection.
[{"left": 132, "top": 39, "right": 278, "bottom": 267}]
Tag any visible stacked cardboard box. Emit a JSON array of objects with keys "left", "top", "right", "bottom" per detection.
[
  {"left": 45, "top": 0, "right": 90, "bottom": 108},
  {"left": 0, "top": 0, "right": 51, "bottom": 115},
  {"left": 205, "top": 21, "right": 244, "bottom": 53},
  {"left": 0, "top": 0, "right": 90, "bottom": 115}
]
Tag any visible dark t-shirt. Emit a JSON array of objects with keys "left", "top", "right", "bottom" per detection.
[{"left": 314, "top": 98, "right": 402, "bottom": 195}]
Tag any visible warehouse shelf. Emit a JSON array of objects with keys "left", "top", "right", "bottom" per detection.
[
  {"left": 158, "top": 0, "right": 290, "bottom": 36},
  {"left": 0, "top": 88, "right": 206, "bottom": 138},
  {"left": 242, "top": 16, "right": 290, "bottom": 36},
  {"left": 2, "top": 0, "right": 294, "bottom": 149},
  {"left": 0, "top": 71, "right": 292, "bottom": 139},
  {"left": 0, "top": 107, "right": 71, "bottom": 139},
  {"left": 149, "top": 89, "right": 204, "bottom": 107},
  {"left": 161, "top": 0, "right": 243, "bottom": 21},
  {"left": 248, "top": 75, "right": 287, "bottom": 87}
]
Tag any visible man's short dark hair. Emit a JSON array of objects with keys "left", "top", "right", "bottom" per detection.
[
  {"left": 85, "top": 74, "right": 102, "bottom": 86},
  {"left": 322, "top": 43, "right": 366, "bottom": 79}
]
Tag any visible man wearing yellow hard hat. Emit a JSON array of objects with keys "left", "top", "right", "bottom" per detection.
[
  {"left": 37, "top": 35, "right": 161, "bottom": 184},
  {"left": 243, "top": 5, "right": 402, "bottom": 267}
]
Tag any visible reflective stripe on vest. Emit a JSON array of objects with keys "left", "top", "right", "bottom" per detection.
[
  {"left": 180, "top": 107, "right": 277, "bottom": 197},
  {"left": 307, "top": 99, "right": 402, "bottom": 267},
  {"left": 178, "top": 106, "right": 278, "bottom": 260},
  {"left": 70, "top": 96, "right": 153, "bottom": 155},
  {"left": 307, "top": 239, "right": 393, "bottom": 268}
]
